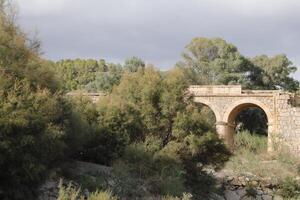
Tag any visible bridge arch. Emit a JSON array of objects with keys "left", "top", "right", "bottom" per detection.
[
  {"left": 221, "top": 98, "right": 274, "bottom": 151},
  {"left": 193, "top": 97, "right": 222, "bottom": 122}
]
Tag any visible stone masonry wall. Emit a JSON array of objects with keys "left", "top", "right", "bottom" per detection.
[{"left": 276, "top": 93, "right": 300, "bottom": 154}]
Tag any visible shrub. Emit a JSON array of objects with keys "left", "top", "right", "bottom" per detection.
[
  {"left": 278, "top": 177, "right": 300, "bottom": 198},
  {"left": 112, "top": 143, "right": 187, "bottom": 198},
  {"left": 76, "top": 129, "right": 128, "bottom": 165},
  {"left": 0, "top": 2, "right": 89, "bottom": 198},
  {"left": 58, "top": 181, "right": 117, "bottom": 200},
  {"left": 58, "top": 181, "right": 82, "bottom": 200},
  {"left": 0, "top": 84, "right": 89, "bottom": 199},
  {"left": 234, "top": 130, "right": 267, "bottom": 153},
  {"left": 88, "top": 190, "right": 117, "bottom": 200},
  {"left": 162, "top": 193, "right": 193, "bottom": 200}
]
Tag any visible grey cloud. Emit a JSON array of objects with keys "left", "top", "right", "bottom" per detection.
[{"left": 16, "top": 0, "right": 300, "bottom": 78}]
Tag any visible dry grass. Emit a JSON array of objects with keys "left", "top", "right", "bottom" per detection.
[{"left": 224, "top": 131, "right": 300, "bottom": 180}]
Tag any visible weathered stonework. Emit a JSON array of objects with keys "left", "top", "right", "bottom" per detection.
[
  {"left": 189, "top": 85, "right": 300, "bottom": 155},
  {"left": 69, "top": 85, "right": 300, "bottom": 156}
]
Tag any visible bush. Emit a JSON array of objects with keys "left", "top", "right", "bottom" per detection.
[
  {"left": 112, "top": 143, "right": 187, "bottom": 198},
  {"left": 278, "top": 177, "right": 300, "bottom": 198},
  {"left": 0, "top": 84, "right": 88, "bottom": 199},
  {"left": 71, "top": 96, "right": 134, "bottom": 165},
  {"left": 58, "top": 181, "right": 117, "bottom": 200},
  {"left": 58, "top": 181, "right": 82, "bottom": 200},
  {"left": 76, "top": 129, "right": 127, "bottom": 166},
  {"left": 234, "top": 130, "right": 267, "bottom": 153},
  {"left": 162, "top": 193, "right": 193, "bottom": 200},
  {"left": 0, "top": 2, "right": 89, "bottom": 198}
]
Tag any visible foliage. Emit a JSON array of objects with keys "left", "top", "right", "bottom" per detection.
[
  {"left": 85, "top": 62, "right": 123, "bottom": 92},
  {"left": 277, "top": 177, "right": 300, "bottom": 199},
  {"left": 88, "top": 190, "right": 117, "bottom": 200},
  {"left": 58, "top": 181, "right": 82, "bottom": 200},
  {"left": 52, "top": 59, "right": 123, "bottom": 92},
  {"left": 0, "top": 2, "right": 89, "bottom": 199},
  {"left": 112, "top": 142, "right": 186, "bottom": 197},
  {"left": 2, "top": 0, "right": 299, "bottom": 197},
  {"left": 177, "top": 37, "right": 299, "bottom": 92},
  {"left": 176, "top": 37, "right": 252, "bottom": 85},
  {"left": 75, "top": 128, "right": 128, "bottom": 166},
  {"left": 79, "top": 66, "right": 231, "bottom": 198},
  {"left": 111, "top": 133, "right": 230, "bottom": 198},
  {"left": 234, "top": 130, "right": 267, "bottom": 153},
  {"left": 235, "top": 108, "right": 268, "bottom": 135},
  {"left": 162, "top": 193, "right": 193, "bottom": 200},
  {"left": 58, "top": 181, "right": 117, "bottom": 200},
  {"left": 123, "top": 56, "right": 145, "bottom": 72},
  {"left": 177, "top": 133, "right": 230, "bottom": 197},
  {"left": 52, "top": 56, "right": 146, "bottom": 93},
  {"left": 251, "top": 55, "right": 299, "bottom": 91},
  {"left": 225, "top": 132, "right": 300, "bottom": 182},
  {"left": 176, "top": 38, "right": 299, "bottom": 139},
  {"left": 0, "top": 85, "right": 65, "bottom": 199}
]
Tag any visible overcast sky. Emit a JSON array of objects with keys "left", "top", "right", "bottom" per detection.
[{"left": 16, "top": 0, "right": 300, "bottom": 79}]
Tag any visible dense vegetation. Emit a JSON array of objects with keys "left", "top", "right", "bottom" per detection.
[
  {"left": 225, "top": 131, "right": 300, "bottom": 199},
  {"left": 0, "top": 0, "right": 299, "bottom": 199}
]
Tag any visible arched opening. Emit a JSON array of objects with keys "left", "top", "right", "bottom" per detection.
[
  {"left": 235, "top": 107, "right": 268, "bottom": 136},
  {"left": 198, "top": 103, "right": 217, "bottom": 129},
  {"left": 226, "top": 103, "right": 270, "bottom": 151},
  {"left": 194, "top": 100, "right": 218, "bottom": 132}
]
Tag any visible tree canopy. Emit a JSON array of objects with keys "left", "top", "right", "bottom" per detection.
[
  {"left": 177, "top": 37, "right": 299, "bottom": 91},
  {"left": 0, "top": 1, "right": 299, "bottom": 198}
]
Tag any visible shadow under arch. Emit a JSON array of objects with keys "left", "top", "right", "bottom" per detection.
[{"left": 222, "top": 99, "right": 274, "bottom": 151}]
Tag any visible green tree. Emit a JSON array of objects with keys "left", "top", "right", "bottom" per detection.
[
  {"left": 85, "top": 63, "right": 123, "bottom": 92},
  {"left": 123, "top": 56, "right": 145, "bottom": 73},
  {"left": 176, "top": 37, "right": 251, "bottom": 85},
  {"left": 0, "top": 2, "right": 87, "bottom": 199},
  {"left": 251, "top": 54, "right": 299, "bottom": 91}
]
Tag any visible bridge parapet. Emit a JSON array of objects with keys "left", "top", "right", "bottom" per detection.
[
  {"left": 188, "top": 85, "right": 292, "bottom": 98},
  {"left": 189, "top": 85, "right": 242, "bottom": 95}
]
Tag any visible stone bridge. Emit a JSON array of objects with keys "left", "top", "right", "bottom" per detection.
[
  {"left": 188, "top": 85, "right": 300, "bottom": 154},
  {"left": 68, "top": 85, "right": 300, "bottom": 155}
]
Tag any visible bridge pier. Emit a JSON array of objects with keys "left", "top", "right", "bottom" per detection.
[
  {"left": 215, "top": 121, "right": 235, "bottom": 149},
  {"left": 267, "top": 123, "right": 274, "bottom": 152}
]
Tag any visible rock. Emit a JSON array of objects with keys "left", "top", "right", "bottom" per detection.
[
  {"left": 227, "top": 176, "right": 234, "bottom": 182},
  {"left": 224, "top": 190, "right": 239, "bottom": 200},
  {"left": 241, "top": 196, "right": 257, "bottom": 200},
  {"left": 231, "top": 178, "right": 242, "bottom": 186},
  {"left": 238, "top": 176, "right": 245, "bottom": 182},
  {"left": 261, "top": 195, "right": 273, "bottom": 200},
  {"left": 262, "top": 188, "right": 273, "bottom": 195},
  {"left": 70, "top": 161, "right": 112, "bottom": 176},
  {"left": 83, "top": 189, "right": 89, "bottom": 199},
  {"left": 250, "top": 180, "right": 259, "bottom": 187},
  {"left": 209, "top": 193, "right": 225, "bottom": 200},
  {"left": 236, "top": 188, "right": 247, "bottom": 197},
  {"left": 38, "top": 180, "right": 59, "bottom": 200},
  {"left": 273, "top": 195, "right": 283, "bottom": 200},
  {"left": 256, "top": 190, "right": 263, "bottom": 195}
]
